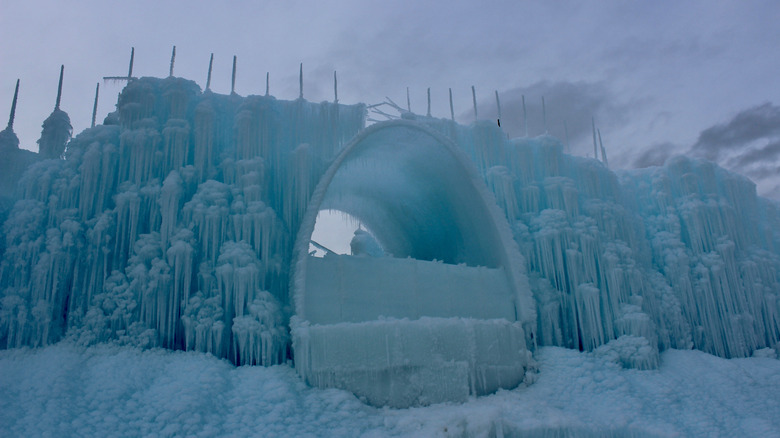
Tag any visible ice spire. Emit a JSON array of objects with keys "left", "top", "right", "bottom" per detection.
[
  {"left": 91, "top": 82, "right": 99, "bottom": 128},
  {"left": 591, "top": 117, "right": 598, "bottom": 159},
  {"left": 426, "top": 88, "right": 431, "bottom": 117},
  {"left": 449, "top": 88, "right": 454, "bottom": 121},
  {"left": 298, "top": 63, "right": 303, "bottom": 99},
  {"left": 206, "top": 53, "right": 214, "bottom": 91},
  {"left": 169, "top": 46, "right": 176, "bottom": 77},
  {"left": 522, "top": 95, "right": 527, "bottom": 137},
  {"left": 265, "top": 72, "right": 269, "bottom": 96},
  {"left": 231, "top": 56, "right": 237, "bottom": 95},
  {"left": 471, "top": 86, "right": 477, "bottom": 120},
  {"left": 495, "top": 90, "right": 502, "bottom": 127},
  {"left": 406, "top": 87, "right": 411, "bottom": 112},
  {"left": 334, "top": 71, "right": 338, "bottom": 104},
  {"left": 598, "top": 128, "right": 609, "bottom": 167},
  {"left": 55, "top": 65, "right": 64, "bottom": 110},
  {"left": 38, "top": 67, "right": 72, "bottom": 159},
  {"left": 7, "top": 79, "right": 19, "bottom": 130},
  {"left": 0, "top": 79, "right": 20, "bottom": 150}
]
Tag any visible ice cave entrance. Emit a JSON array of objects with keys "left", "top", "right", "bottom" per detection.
[{"left": 292, "top": 120, "right": 535, "bottom": 407}]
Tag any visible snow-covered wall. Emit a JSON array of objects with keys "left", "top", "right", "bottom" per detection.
[{"left": 1, "top": 75, "right": 779, "bottom": 377}]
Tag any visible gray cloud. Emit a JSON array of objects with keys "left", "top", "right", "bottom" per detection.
[
  {"left": 464, "top": 81, "right": 633, "bottom": 154},
  {"left": 632, "top": 142, "right": 682, "bottom": 168},
  {"left": 692, "top": 103, "right": 780, "bottom": 161}
]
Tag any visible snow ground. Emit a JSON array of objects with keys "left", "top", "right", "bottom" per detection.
[{"left": 1, "top": 344, "right": 778, "bottom": 437}]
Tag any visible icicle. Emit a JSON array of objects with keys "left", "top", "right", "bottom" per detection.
[
  {"left": 91, "top": 83, "right": 99, "bottom": 128},
  {"left": 299, "top": 63, "right": 303, "bottom": 99},
  {"left": 169, "top": 46, "right": 176, "bottom": 77},
  {"left": 591, "top": 117, "right": 598, "bottom": 159},
  {"left": 471, "top": 86, "right": 477, "bottom": 120},
  {"left": 7, "top": 79, "right": 19, "bottom": 129},
  {"left": 333, "top": 71, "right": 338, "bottom": 104},
  {"left": 55, "top": 65, "right": 64, "bottom": 110},
  {"left": 206, "top": 53, "right": 214, "bottom": 91},
  {"left": 598, "top": 128, "right": 609, "bottom": 167},
  {"left": 563, "top": 120, "right": 570, "bottom": 152},
  {"left": 426, "top": 88, "right": 431, "bottom": 117},
  {"left": 449, "top": 88, "right": 454, "bottom": 121},
  {"left": 265, "top": 72, "right": 269, "bottom": 96},
  {"left": 231, "top": 56, "right": 237, "bottom": 95},
  {"left": 406, "top": 87, "right": 411, "bottom": 112},
  {"left": 542, "top": 96, "right": 547, "bottom": 133}
]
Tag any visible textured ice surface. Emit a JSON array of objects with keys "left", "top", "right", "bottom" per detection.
[
  {"left": 1, "top": 343, "right": 779, "bottom": 437},
  {"left": 1, "top": 75, "right": 779, "bottom": 408}
]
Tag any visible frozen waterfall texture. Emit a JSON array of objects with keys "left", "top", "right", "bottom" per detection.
[{"left": 1, "top": 73, "right": 780, "bottom": 408}]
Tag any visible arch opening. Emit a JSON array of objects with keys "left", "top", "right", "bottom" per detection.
[{"left": 291, "top": 120, "right": 535, "bottom": 407}]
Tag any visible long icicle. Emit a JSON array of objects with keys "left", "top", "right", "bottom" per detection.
[
  {"left": 449, "top": 88, "right": 454, "bottom": 121},
  {"left": 91, "top": 82, "right": 99, "bottom": 128},
  {"left": 231, "top": 56, "right": 237, "bottom": 94},
  {"left": 206, "top": 53, "right": 214, "bottom": 91},
  {"left": 7, "top": 79, "right": 19, "bottom": 129},
  {"left": 406, "top": 87, "right": 411, "bottom": 112},
  {"left": 542, "top": 96, "right": 547, "bottom": 133},
  {"left": 426, "top": 88, "right": 431, "bottom": 117},
  {"left": 169, "top": 46, "right": 176, "bottom": 77},
  {"left": 55, "top": 65, "right": 64, "bottom": 110},
  {"left": 472, "top": 86, "right": 478, "bottom": 121},
  {"left": 265, "top": 72, "right": 269, "bottom": 96}
]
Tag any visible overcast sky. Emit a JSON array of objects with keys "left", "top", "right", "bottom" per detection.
[{"left": 2, "top": 0, "right": 779, "bottom": 198}]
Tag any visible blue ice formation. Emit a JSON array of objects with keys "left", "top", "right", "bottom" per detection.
[{"left": 0, "top": 76, "right": 779, "bottom": 407}]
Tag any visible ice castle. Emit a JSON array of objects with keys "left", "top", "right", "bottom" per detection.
[{"left": 1, "top": 68, "right": 779, "bottom": 408}]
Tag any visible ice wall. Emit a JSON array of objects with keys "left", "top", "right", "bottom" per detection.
[
  {"left": 0, "top": 77, "right": 365, "bottom": 365},
  {"left": 0, "top": 74, "right": 778, "bottom": 375}
]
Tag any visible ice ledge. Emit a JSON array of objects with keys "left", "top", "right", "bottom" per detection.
[{"left": 291, "top": 316, "right": 533, "bottom": 408}]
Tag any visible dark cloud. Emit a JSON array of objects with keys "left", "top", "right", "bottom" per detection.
[
  {"left": 463, "top": 81, "right": 633, "bottom": 154},
  {"left": 691, "top": 103, "right": 780, "bottom": 161}
]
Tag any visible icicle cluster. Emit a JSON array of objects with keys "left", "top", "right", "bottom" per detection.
[
  {"left": 0, "top": 77, "right": 365, "bottom": 365},
  {"left": 433, "top": 119, "right": 779, "bottom": 362}
]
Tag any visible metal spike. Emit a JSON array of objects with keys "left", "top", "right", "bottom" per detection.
[
  {"left": 426, "top": 88, "right": 431, "bottom": 117},
  {"left": 472, "top": 86, "right": 477, "bottom": 120},
  {"left": 128, "top": 47, "right": 135, "bottom": 79},
  {"left": 231, "top": 56, "right": 237, "bottom": 94},
  {"left": 169, "top": 46, "right": 176, "bottom": 77},
  {"left": 206, "top": 53, "right": 214, "bottom": 91},
  {"left": 91, "top": 83, "right": 99, "bottom": 128},
  {"left": 7, "top": 79, "right": 19, "bottom": 129},
  {"left": 449, "top": 88, "right": 454, "bottom": 121},
  {"left": 55, "top": 65, "right": 64, "bottom": 110},
  {"left": 299, "top": 63, "right": 303, "bottom": 99}
]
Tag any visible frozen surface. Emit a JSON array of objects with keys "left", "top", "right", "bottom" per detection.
[{"left": 1, "top": 343, "right": 779, "bottom": 437}]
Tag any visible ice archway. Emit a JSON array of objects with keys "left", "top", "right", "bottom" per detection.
[{"left": 291, "top": 119, "right": 536, "bottom": 407}]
